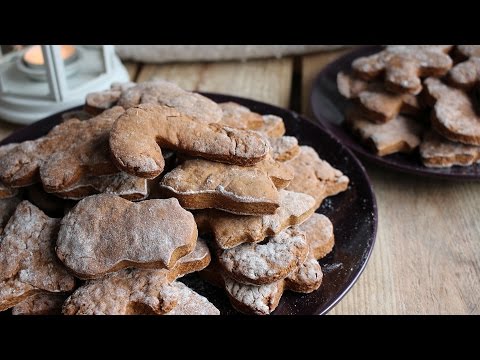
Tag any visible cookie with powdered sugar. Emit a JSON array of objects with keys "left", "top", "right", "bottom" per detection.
[
  {"left": 0, "top": 106, "right": 125, "bottom": 191},
  {"left": 158, "top": 156, "right": 291, "bottom": 216},
  {"left": 420, "top": 130, "right": 480, "bottom": 168},
  {"left": 0, "top": 201, "right": 75, "bottom": 311},
  {"left": 62, "top": 239, "right": 218, "bottom": 315},
  {"left": 56, "top": 194, "right": 198, "bottom": 279},
  {"left": 117, "top": 80, "right": 223, "bottom": 124},
  {"left": 194, "top": 190, "right": 316, "bottom": 249},
  {"left": 218, "top": 102, "right": 286, "bottom": 138},
  {"left": 109, "top": 103, "right": 270, "bottom": 179},
  {"left": 218, "top": 227, "right": 309, "bottom": 285},
  {"left": 285, "top": 146, "right": 349, "bottom": 210},
  {"left": 425, "top": 77, "right": 480, "bottom": 146},
  {"left": 352, "top": 45, "right": 453, "bottom": 94},
  {"left": 268, "top": 136, "right": 299, "bottom": 162},
  {"left": 204, "top": 214, "right": 335, "bottom": 314},
  {"left": 449, "top": 45, "right": 480, "bottom": 90},
  {"left": 337, "top": 71, "right": 423, "bottom": 123},
  {"left": 346, "top": 108, "right": 424, "bottom": 156}
]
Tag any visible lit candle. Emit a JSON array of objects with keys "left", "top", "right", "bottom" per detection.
[{"left": 23, "top": 45, "right": 77, "bottom": 67}]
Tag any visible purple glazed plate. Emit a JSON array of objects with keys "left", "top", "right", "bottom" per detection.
[
  {"left": 310, "top": 45, "right": 480, "bottom": 180},
  {"left": 0, "top": 94, "right": 377, "bottom": 315}
]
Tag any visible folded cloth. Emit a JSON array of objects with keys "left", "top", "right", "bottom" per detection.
[{"left": 115, "top": 45, "right": 349, "bottom": 63}]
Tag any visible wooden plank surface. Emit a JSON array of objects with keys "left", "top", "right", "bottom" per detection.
[
  {"left": 124, "top": 61, "right": 141, "bottom": 81},
  {"left": 137, "top": 58, "right": 293, "bottom": 107},
  {"left": 302, "top": 50, "right": 480, "bottom": 314}
]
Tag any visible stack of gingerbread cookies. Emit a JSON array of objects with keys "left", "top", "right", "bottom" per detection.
[
  {"left": 337, "top": 45, "right": 480, "bottom": 168},
  {"left": 0, "top": 79, "right": 349, "bottom": 315}
]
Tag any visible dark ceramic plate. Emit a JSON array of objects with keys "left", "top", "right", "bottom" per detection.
[
  {"left": 310, "top": 45, "right": 480, "bottom": 180},
  {"left": 0, "top": 94, "right": 377, "bottom": 315}
]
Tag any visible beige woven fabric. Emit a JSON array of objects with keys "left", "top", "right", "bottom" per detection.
[{"left": 115, "top": 45, "right": 348, "bottom": 63}]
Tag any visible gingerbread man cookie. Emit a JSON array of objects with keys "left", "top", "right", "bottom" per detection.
[
  {"left": 449, "top": 45, "right": 480, "bottom": 90},
  {"left": 159, "top": 158, "right": 281, "bottom": 216},
  {"left": 211, "top": 214, "right": 335, "bottom": 314},
  {"left": 420, "top": 130, "right": 480, "bottom": 168},
  {"left": 337, "top": 71, "right": 422, "bottom": 123},
  {"left": 425, "top": 77, "right": 480, "bottom": 146},
  {"left": 194, "top": 190, "right": 316, "bottom": 249},
  {"left": 218, "top": 227, "right": 309, "bottom": 285},
  {"left": 109, "top": 103, "right": 270, "bottom": 179},
  {"left": 352, "top": 45, "right": 453, "bottom": 94},
  {"left": 117, "top": 80, "right": 223, "bottom": 124},
  {"left": 62, "top": 239, "right": 217, "bottom": 315},
  {"left": 285, "top": 146, "right": 349, "bottom": 209},
  {"left": 346, "top": 108, "right": 424, "bottom": 156},
  {"left": 218, "top": 102, "right": 286, "bottom": 137},
  {"left": 0, "top": 201, "right": 76, "bottom": 311},
  {"left": 0, "top": 106, "right": 125, "bottom": 191}
]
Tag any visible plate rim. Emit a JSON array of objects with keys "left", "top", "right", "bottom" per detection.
[
  {"left": 309, "top": 45, "right": 480, "bottom": 181},
  {"left": 0, "top": 95, "right": 378, "bottom": 315}
]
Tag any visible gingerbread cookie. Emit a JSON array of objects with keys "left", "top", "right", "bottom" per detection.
[
  {"left": 260, "top": 115, "right": 286, "bottom": 138},
  {"left": 352, "top": 45, "right": 453, "bottom": 94},
  {"left": 269, "top": 136, "right": 300, "bottom": 162},
  {"left": 62, "top": 239, "right": 214, "bottom": 315},
  {"left": 420, "top": 130, "right": 480, "bottom": 168},
  {"left": 85, "top": 89, "right": 123, "bottom": 115},
  {"left": 285, "top": 146, "right": 349, "bottom": 209},
  {"left": 337, "top": 71, "right": 422, "bottom": 123},
  {"left": 164, "top": 282, "right": 220, "bottom": 315},
  {"left": 449, "top": 45, "right": 480, "bottom": 90},
  {"left": 218, "top": 102, "right": 286, "bottom": 138},
  {"left": 84, "top": 82, "right": 135, "bottom": 115},
  {"left": 55, "top": 172, "right": 149, "bottom": 201},
  {"left": 297, "top": 213, "right": 335, "bottom": 260},
  {"left": 195, "top": 190, "right": 316, "bottom": 249},
  {"left": 0, "top": 201, "right": 75, "bottom": 311},
  {"left": 109, "top": 103, "right": 270, "bottom": 179},
  {"left": 225, "top": 277, "right": 284, "bottom": 315},
  {"left": 0, "top": 106, "right": 125, "bottom": 190},
  {"left": 346, "top": 109, "right": 423, "bottom": 156},
  {"left": 223, "top": 214, "right": 334, "bottom": 314},
  {"left": 425, "top": 77, "right": 480, "bottom": 146},
  {"left": 117, "top": 80, "right": 223, "bottom": 124},
  {"left": 218, "top": 227, "right": 309, "bottom": 285},
  {"left": 62, "top": 269, "right": 178, "bottom": 315},
  {"left": 285, "top": 214, "right": 334, "bottom": 293},
  {"left": 56, "top": 194, "right": 197, "bottom": 279},
  {"left": 219, "top": 102, "right": 264, "bottom": 129},
  {"left": 159, "top": 158, "right": 280, "bottom": 216},
  {"left": 12, "top": 293, "right": 67, "bottom": 315}
]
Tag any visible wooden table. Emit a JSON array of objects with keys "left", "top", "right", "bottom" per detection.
[{"left": 1, "top": 49, "right": 479, "bottom": 315}]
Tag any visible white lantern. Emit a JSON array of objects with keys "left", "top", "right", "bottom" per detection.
[{"left": 0, "top": 45, "right": 129, "bottom": 124}]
